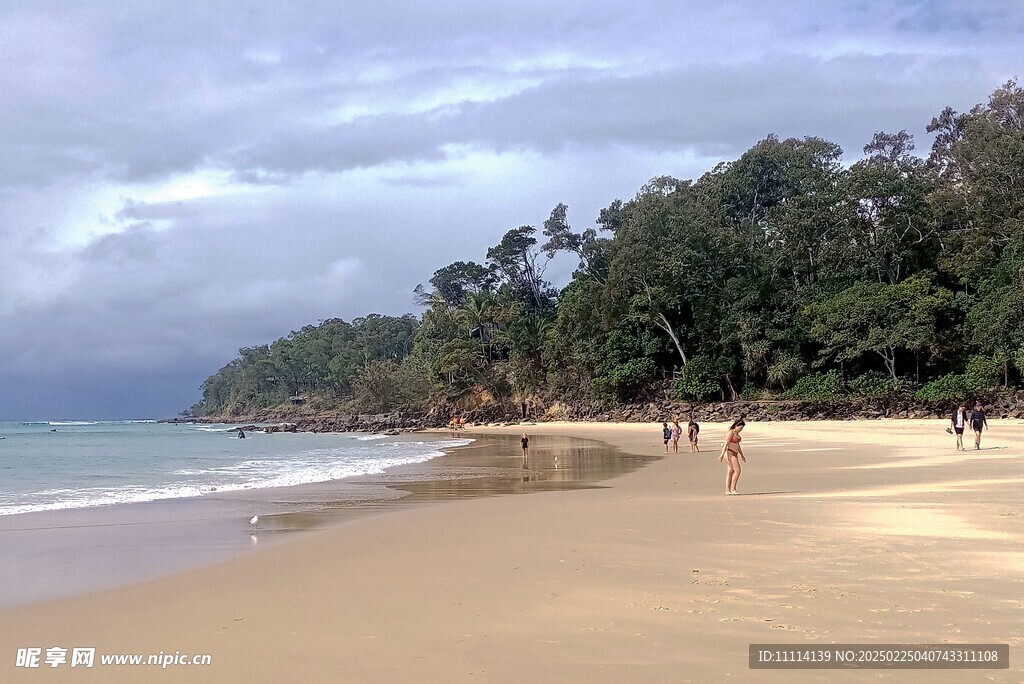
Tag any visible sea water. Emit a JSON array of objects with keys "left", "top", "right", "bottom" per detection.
[{"left": 0, "top": 420, "right": 473, "bottom": 516}]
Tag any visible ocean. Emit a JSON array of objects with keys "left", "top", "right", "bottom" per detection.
[
  {"left": 0, "top": 422, "right": 633, "bottom": 608},
  {"left": 0, "top": 420, "right": 474, "bottom": 517}
]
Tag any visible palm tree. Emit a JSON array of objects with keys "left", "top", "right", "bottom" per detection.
[{"left": 455, "top": 292, "right": 496, "bottom": 362}]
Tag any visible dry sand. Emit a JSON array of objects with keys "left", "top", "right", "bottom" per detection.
[{"left": 0, "top": 419, "right": 1021, "bottom": 682}]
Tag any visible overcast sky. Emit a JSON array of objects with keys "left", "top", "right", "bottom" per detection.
[{"left": 0, "top": 0, "right": 1020, "bottom": 419}]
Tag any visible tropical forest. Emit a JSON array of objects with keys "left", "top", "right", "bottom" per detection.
[{"left": 191, "top": 81, "right": 1024, "bottom": 418}]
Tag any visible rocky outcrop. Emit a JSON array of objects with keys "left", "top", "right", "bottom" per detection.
[
  {"left": 542, "top": 390, "right": 1024, "bottom": 423},
  {"left": 170, "top": 389, "right": 1024, "bottom": 432}
]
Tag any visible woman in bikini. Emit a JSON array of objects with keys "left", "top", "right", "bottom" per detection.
[{"left": 719, "top": 418, "right": 746, "bottom": 495}]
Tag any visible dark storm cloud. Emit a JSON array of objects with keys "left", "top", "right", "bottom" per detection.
[
  {"left": 229, "top": 51, "right": 1004, "bottom": 180},
  {"left": 0, "top": 0, "right": 1020, "bottom": 418},
  {"left": 2, "top": 1, "right": 1016, "bottom": 187}
]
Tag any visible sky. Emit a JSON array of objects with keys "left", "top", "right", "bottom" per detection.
[{"left": 0, "top": 0, "right": 1021, "bottom": 419}]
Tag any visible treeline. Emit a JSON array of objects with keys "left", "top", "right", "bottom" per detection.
[
  {"left": 193, "top": 314, "right": 422, "bottom": 414},
  {"left": 193, "top": 80, "right": 1024, "bottom": 417}
]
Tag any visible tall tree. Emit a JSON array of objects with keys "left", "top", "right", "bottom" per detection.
[
  {"left": 808, "top": 274, "right": 952, "bottom": 381},
  {"left": 486, "top": 226, "right": 555, "bottom": 313},
  {"left": 846, "top": 131, "right": 936, "bottom": 285}
]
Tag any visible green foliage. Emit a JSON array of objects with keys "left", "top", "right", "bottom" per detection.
[
  {"left": 193, "top": 82, "right": 1024, "bottom": 417},
  {"left": 192, "top": 315, "right": 419, "bottom": 416},
  {"left": 963, "top": 355, "right": 1000, "bottom": 390},
  {"left": 673, "top": 357, "right": 721, "bottom": 401},
  {"left": 765, "top": 354, "right": 806, "bottom": 390},
  {"left": 807, "top": 274, "right": 952, "bottom": 380},
  {"left": 592, "top": 357, "right": 655, "bottom": 401},
  {"left": 352, "top": 359, "right": 435, "bottom": 413},
  {"left": 915, "top": 373, "right": 968, "bottom": 401},
  {"left": 847, "top": 371, "right": 901, "bottom": 398},
  {"left": 783, "top": 371, "right": 845, "bottom": 401}
]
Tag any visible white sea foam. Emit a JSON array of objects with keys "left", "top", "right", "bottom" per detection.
[
  {"left": 355, "top": 434, "right": 387, "bottom": 441},
  {"left": 0, "top": 437, "right": 475, "bottom": 516},
  {"left": 47, "top": 421, "right": 100, "bottom": 426}
]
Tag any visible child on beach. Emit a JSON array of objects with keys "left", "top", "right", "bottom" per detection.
[
  {"left": 687, "top": 417, "right": 700, "bottom": 452},
  {"left": 662, "top": 422, "right": 672, "bottom": 453},
  {"left": 671, "top": 420, "right": 682, "bottom": 453}
]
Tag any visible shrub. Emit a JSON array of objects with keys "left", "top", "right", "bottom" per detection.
[
  {"left": 766, "top": 354, "right": 806, "bottom": 390},
  {"left": 915, "top": 373, "right": 968, "bottom": 401},
  {"left": 783, "top": 370, "right": 845, "bottom": 401},
  {"left": 353, "top": 359, "right": 436, "bottom": 412},
  {"left": 963, "top": 355, "right": 1000, "bottom": 390},
  {"left": 593, "top": 357, "right": 656, "bottom": 401},
  {"left": 673, "top": 357, "right": 721, "bottom": 401},
  {"left": 848, "top": 371, "right": 899, "bottom": 398}
]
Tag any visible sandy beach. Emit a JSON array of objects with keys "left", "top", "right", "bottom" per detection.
[{"left": 0, "top": 419, "right": 1021, "bottom": 682}]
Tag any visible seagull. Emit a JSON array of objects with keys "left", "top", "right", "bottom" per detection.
[{"left": 248, "top": 515, "right": 259, "bottom": 527}]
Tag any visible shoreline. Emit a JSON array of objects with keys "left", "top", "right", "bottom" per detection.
[
  {"left": 2, "top": 419, "right": 1021, "bottom": 682},
  {"left": 0, "top": 431, "right": 639, "bottom": 610}
]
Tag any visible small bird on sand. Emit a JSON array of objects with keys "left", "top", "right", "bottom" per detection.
[{"left": 248, "top": 515, "right": 259, "bottom": 527}]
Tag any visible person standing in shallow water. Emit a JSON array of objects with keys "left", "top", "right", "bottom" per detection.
[
  {"left": 970, "top": 402, "right": 988, "bottom": 450},
  {"left": 520, "top": 433, "right": 529, "bottom": 459},
  {"left": 719, "top": 419, "right": 746, "bottom": 495}
]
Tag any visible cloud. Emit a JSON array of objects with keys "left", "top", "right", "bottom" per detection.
[{"left": 0, "top": 0, "right": 1020, "bottom": 417}]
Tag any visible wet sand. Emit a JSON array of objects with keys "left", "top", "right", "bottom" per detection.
[
  {"left": 0, "top": 433, "right": 637, "bottom": 608},
  {"left": 0, "top": 420, "right": 1021, "bottom": 682}
]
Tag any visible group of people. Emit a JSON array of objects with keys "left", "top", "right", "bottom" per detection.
[
  {"left": 512, "top": 402, "right": 993, "bottom": 500},
  {"left": 661, "top": 418, "right": 701, "bottom": 454},
  {"left": 949, "top": 401, "right": 989, "bottom": 450},
  {"left": 664, "top": 417, "right": 746, "bottom": 495},
  {"left": 677, "top": 400, "right": 993, "bottom": 498},
  {"left": 663, "top": 416, "right": 745, "bottom": 495}
]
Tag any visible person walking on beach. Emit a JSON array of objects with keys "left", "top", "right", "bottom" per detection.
[
  {"left": 671, "top": 420, "right": 682, "bottom": 453},
  {"left": 520, "top": 433, "right": 529, "bottom": 459},
  {"left": 662, "top": 422, "right": 672, "bottom": 453},
  {"left": 950, "top": 404, "right": 968, "bottom": 451},
  {"left": 970, "top": 401, "right": 988, "bottom": 450},
  {"left": 687, "top": 416, "right": 700, "bottom": 452},
  {"left": 719, "top": 419, "right": 746, "bottom": 495}
]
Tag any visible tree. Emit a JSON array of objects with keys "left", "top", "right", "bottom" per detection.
[
  {"left": 845, "top": 131, "right": 936, "bottom": 285},
  {"left": 353, "top": 359, "right": 434, "bottom": 413},
  {"left": 603, "top": 177, "right": 708, "bottom": 370},
  {"left": 417, "top": 261, "right": 495, "bottom": 309},
  {"left": 808, "top": 274, "right": 952, "bottom": 381},
  {"left": 541, "top": 203, "right": 610, "bottom": 283},
  {"left": 929, "top": 79, "right": 1024, "bottom": 282},
  {"left": 965, "top": 233, "right": 1024, "bottom": 385},
  {"left": 454, "top": 292, "right": 497, "bottom": 362},
  {"left": 486, "top": 226, "right": 555, "bottom": 312}
]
